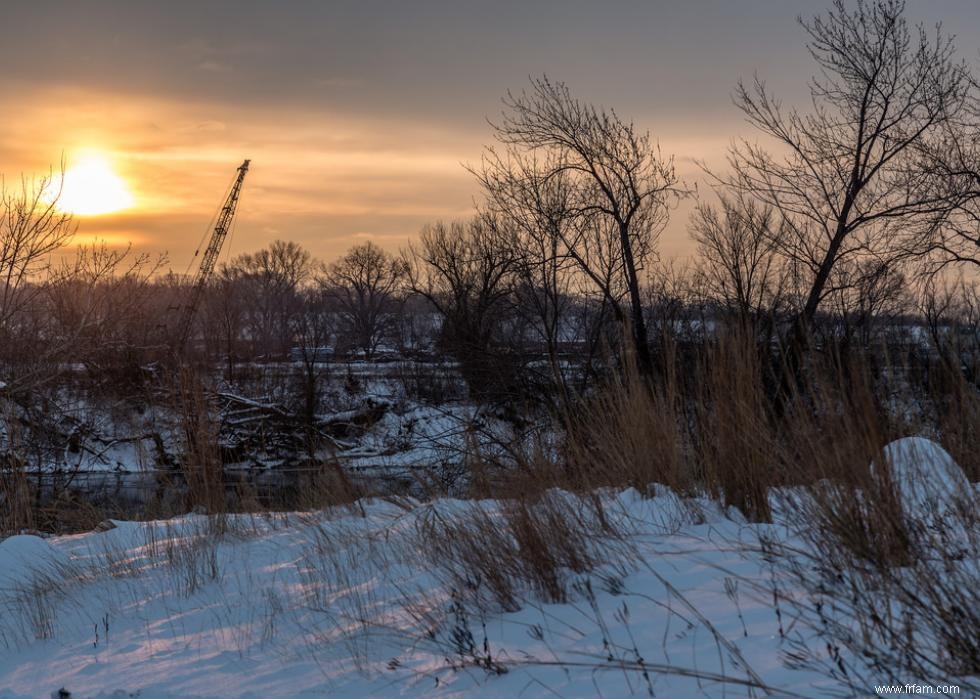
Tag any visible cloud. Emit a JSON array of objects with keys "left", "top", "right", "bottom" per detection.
[
  {"left": 175, "top": 120, "right": 227, "bottom": 133},
  {"left": 0, "top": 85, "right": 480, "bottom": 268},
  {"left": 313, "top": 77, "right": 362, "bottom": 89},
  {"left": 197, "top": 60, "right": 232, "bottom": 73}
]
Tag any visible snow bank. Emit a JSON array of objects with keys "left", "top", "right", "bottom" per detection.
[
  {"left": 0, "top": 493, "right": 812, "bottom": 698},
  {"left": 879, "top": 437, "right": 970, "bottom": 513},
  {"left": 0, "top": 473, "right": 975, "bottom": 698},
  {"left": 0, "top": 535, "right": 72, "bottom": 589},
  {"left": 875, "top": 437, "right": 974, "bottom": 549}
]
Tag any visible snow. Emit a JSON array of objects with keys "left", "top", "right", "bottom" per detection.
[
  {"left": 0, "top": 535, "right": 71, "bottom": 589},
  {"left": 342, "top": 403, "right": 493, "bottom": 474},
  {"left": 877, "top": 436, "right": 970, "bottom": 518},
  {"left": 873, "top": 437, "right": 974, "bottom": 552},
  {"left": 0, "top": 439, "right": 976, "bottom": 698}
]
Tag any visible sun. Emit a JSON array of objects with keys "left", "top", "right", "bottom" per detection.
[{"left": 55, "top": 154, "right": 134, "bottom": 216}]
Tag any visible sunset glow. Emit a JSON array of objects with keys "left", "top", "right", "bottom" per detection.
[
  {"left": 5, "top": 1, "right": 980, "bottom": 267},
  {"left": 56, "top": 153, "right": 134, "bottom": 216}
]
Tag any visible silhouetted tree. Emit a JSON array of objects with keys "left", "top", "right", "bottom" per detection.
[
  {"left": 690, "top": 194, "right": 788, "bottom": 330},
  {"left": 405, "top": 218, "right": 521, "bottom": 401},
  {"left": 290, "top": 286, "right": 337, "bottom": 458},
  {"left": 226, "top": 240, "right": 315, "bottom": 358},
  {"left": 323, "top": 241, "right": 406, "bottom": 358},
  {"left": 479, "top": 76, "right": 684, "bottom": 379},
  {"left": 721, "top": 0, "right": 971, "bottom": 365},
  {"left": 0, "top": 168, "right": 74, "bottom": 377}
]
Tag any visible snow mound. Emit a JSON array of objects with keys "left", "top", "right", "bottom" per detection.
[
  {"left": 877, "top": 437, "right": 970, "bottom": 515},
  {"left": 874, "top": 437, "right": 975, "bottom": 551},
  {"left": 0, "top": 535, "right": 72, "bottom": 589}
]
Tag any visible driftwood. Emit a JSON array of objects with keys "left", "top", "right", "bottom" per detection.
[
  {"left": 317, "top": 399, "right": 389, "bottom": 437},
  {"left": 215, "top": 392, "right": 291, "bottom": 427},
  {"left": 215, "top": 391, "right": 388, "bottom": 434},
  {"left": 213, "top": 391, "right": 389, "bottom": 461}
]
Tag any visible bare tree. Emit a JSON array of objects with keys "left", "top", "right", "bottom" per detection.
[
  {"left": 822, "top": 257, "right": 910, "bottom": 350},
  {"left": 920, "top": 90, "right": 980, "bottom": 274},
  {"left": 323, "top": 241, "right": 406, "bottom": 358},
  {"left": 644, "top": 259, "right": 697, "bottom": 346},
  {"left": 919, "top": 275, "right": 980, "bottom": 368},
  {"left": 3, "top": 242, "right": 165, "bottom": 516},
  {"left": 0, "top": 169, "right": 74, "bottom": 363},
  {"left": 690, "top": 194, "right": 788, "bottom": 329},
  {"left": 226, "top": 240, "right": 316, "bottom": 358},
  {"left": 234, "top": 239, "right": 314, "bottom": 289},
  {"left": 479, "top": 76, "right": 684, "bottom": 378},
  {"left": 472, "top": 149, "right": 581, "bottom": 399},
  {"left": 720, "top": 0, "right": 971, "bottom": 360},
  {"left": 405, "top": 217, "right": 520, "bottom": 401},
  {"left": 290, "top": 286, "right": 337, "bottom": 458},
  {"left": 202, "top": 265, "right": 249, "bottom": 378},
  {"left": 45, "top": 243, "right": 165, "bottom": 384}
]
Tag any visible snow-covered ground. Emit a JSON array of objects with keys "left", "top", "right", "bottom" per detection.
[{"left": 0, "top": 440, "right": 976, "bottom": 698}]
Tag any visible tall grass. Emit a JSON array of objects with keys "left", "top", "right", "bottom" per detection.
[
  {"left": 174, "top": 369, "right": 225, "bottom": 514},
  {"left": 552, "top": 330, "right": 928, "bottom": 525},
  {"left": 931, "top": 350, "right": 980, "bottom": 482},
  {"left": 2, "top": 326, "right": 975, "bottom": 694},
  {"left": 563, "top": 348, "right": 688, "bottom": 494},
  {"left": 416, "top": 492, "right": 627, "bottom": 611},
  {"left": 0, "top": 406, "right": 36, "bottom": 534},
  {"left": 691, "top": 331, "right": 779, "bottom": 521}
]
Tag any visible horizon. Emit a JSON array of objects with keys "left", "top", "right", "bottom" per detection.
[{"left": 4, "top": 0, "right": 980, "bottom": 270}]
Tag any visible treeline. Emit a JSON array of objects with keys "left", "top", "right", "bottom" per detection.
[{"left": 4, "top": 0, "right": 980, "bottom": 408}]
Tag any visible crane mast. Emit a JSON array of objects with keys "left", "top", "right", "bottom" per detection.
[{"left": 176, "top": 159, "right": 250, "bottom": 352}]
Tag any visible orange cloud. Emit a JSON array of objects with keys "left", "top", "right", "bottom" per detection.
[
  {"left": 1, "top": 84, "right": 739, "bottom": 268},
  {"left": 0, "top": 85, "right": 481, "bottom": 265}
]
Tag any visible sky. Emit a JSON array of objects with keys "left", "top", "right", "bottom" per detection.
[{"left": 3, "top": 0, "right": 980, "bottom": 270}]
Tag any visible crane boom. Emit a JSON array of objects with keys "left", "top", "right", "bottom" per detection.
[{"left": 176, "top": 159, "right": 250, "bottom": 351}]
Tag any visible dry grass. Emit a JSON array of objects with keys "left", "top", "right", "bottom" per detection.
[
  {"left": 563, "top": 349, "right": 688, "bottom": 494},
  {"left": 778, "top": 367, "right": 914, "bottom": 567},
  {"left": 0, "top": 547, "right": 91, "bottom": 649},
  {"left": 294, "top": 460, "right": 362, "bottom": 511},
  {"left": 141, "top": 517, "right": 224, "bottom": 597},
  {"left": 764, "top": 460, "right": 979, "bottom": 691},
  {"left": 174, "top": 369, "right": 225, "bottom": 514},
  {"left": 692, "top": 332, "right": 778, "bottom": 521},
  {"left": 34, "top": 492, "right": 108, "bottom": 536},
  {"left": 0, "top": 461, "right": 34, "bottom": 535},
  {"left": 416, "top": 491, "right": 628, "bottom": 611},
  {"left": 742, "top": 351, "right": 980, "bottom": 691},
  {"left": 549, "top": 331, "right": 929, "bottom": 541},
  {"left": 932, "top": 352, "right": 980, "bottom": 483},
  {"left": 0, "top": 406, "right": 38, "bottom": 534}
]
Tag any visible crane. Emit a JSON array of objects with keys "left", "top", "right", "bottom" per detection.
[{"left": 175, "top": 159, "right": 250, "bottom": 352}]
